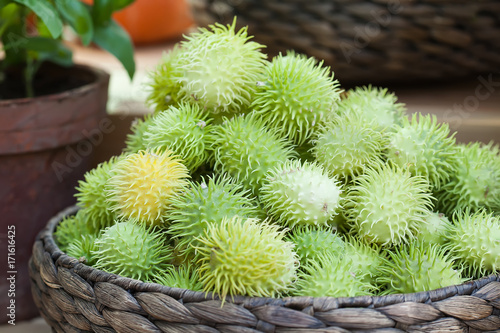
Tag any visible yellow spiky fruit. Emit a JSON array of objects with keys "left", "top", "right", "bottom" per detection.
[{"left": 106, "top": 149, "right": 189, "bottom": 226}]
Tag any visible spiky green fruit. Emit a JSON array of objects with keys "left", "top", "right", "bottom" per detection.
[
  {"left": 106, "top": 149, "right": 190, "bottom": 226},
  {"left": 416, "top": 212, "right": 452, "bottom": 246},
  {"left": 75, "top": 156, "right": 121, "bottom": 230},
  {"left": 378, "top": 242, "right": 466, "bottom": 295},
  {"left": 154, "top": 265, "right": 203, "bottom": 292},
  {"left": 146, "top": 46, "right": 184, "bottom": 112},
  {"left": 286, "top": 226, "right": 345, "bottom": 266},
  {"left": 54, "top": 210, "right": 97, "bottom": 251},
  {"left": 178, "top": 19, "right": 267, "bottom": 113},
  {"left": 444, "top": 209, "right": 500, "bottom": 277},
  {"left": 124, "top": 115, "right": 154, "bottom": 154},
  {"left": 312, "top": 111, "right": 387, "bottom": 180},
  {"left": 343, "top": 235, "right": 383, "bottom": 285},
  {"left": 66, "top": 234, "right": 98, "bottom": 266},
  {"left": 251, "top": 51, "right": 342, "bottom": 145},
  {"left": 336, "top": 85, "right": 406, "bottom": 131},
  {"left": 167, "top": 175, "right": 259, "bottom": 257},
  {"left": 260, "top": 159, "right": 342, "bottom": 228},
  {"left": 292, "top": 252, "right": 374, "bottom": 297},
  {"left": 212, "top": 113, "right": 296, "bottom": 194},
  {"left": 143, "top": 103, "right": 214, "bottom": 172},
  {"left": 346, "top": 163, "right": 434, "bottom": 246},
  {"left": 387, "top": 113, "right": 458, "bottom": 189},
  {"left": 93, "top": 221, "right": 172, "bottom": 281},
  {"left": 435, "top": 141, "right": 500, "bottom": 215},
  {"left": 195, "top": 216, "right": 298, "bottom": 300}
]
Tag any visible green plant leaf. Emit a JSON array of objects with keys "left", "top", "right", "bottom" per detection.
[
  {"left": 54, "top": 0, "right": 93, "bottom": 46},
  {"left": 23, "top": 36, "right": 73, "bottom": 66},
  {"left": 92, "top": 0, "right": 113, "bottom": 26},
  {"left": 13, "top": 0, "right": 63, "bottom": 38},
  {"left": 93, "top": 19, "right": 135, "bottom": 79}
]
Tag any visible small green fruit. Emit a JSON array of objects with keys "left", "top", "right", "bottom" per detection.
[
  {"left": 195, "top": 216, "right": 298, "bottom": 300},
  {"left": 343, "top": 235, "right": 383, "bottom": 285},
  {"left": 75, "top": 156, "right": 121, "bottom": 230},
  {"left": 387, "top": 113, "right": 458, "bottom": 189},
  {"left": 377, "top": 241, "right": 466, "bottom": 294},
  {"left": 286, "top": 226, "right": 345, "bottom": 266},
  {"left": 346, "top": 163, "right": 434, "bottom": 246},
  {"left": 167, "top": 174, "right": 260, "bottom": 257},
  {"left": 146, "top": 45, "right": 184, "bottom": 112},
  {"left": 66, "top": 234, "right": 98, "bottom": 266},
  {"left": 336, "top": 85, "right": 406, "bottom": 131},
  {"left": 435, "top": 141, "right": 500, "bottom": 215},
  {"left": 178, "top": 19, "right": 267, "bottom": 113},
  {"left": 124, "top": 115, "right": 154, "bottom": 154},
  {"left": 292, "top": 252, "right": 374, "bottom": 297},
  {"left": 154, "top": 265, "right": 204, "bottom": 292},
  {"left": 416, "top": 211, "right": 452, "bottom": 246},
  {"left": 444, "top": 209, "right": 500, "bottom": 278},
  {"left": 143, "top": 103, "right": 214, "bottom": 172},
  {"left": 93, "top": 221, "right": 172, "bottom": 281},
  {"left": 106, "top": 149, "right": 190, "bottom": 226},
  {"left": 312, "top": 111, "right": 387, "bottom": 181},
  {"left": 212, "top": 113, "right": 296, "bottom": 194},
  {"left": 260, "top": 159, "right": 342, "bottom": 228},
  {"left": 54, "top": 210, "right": 97, "bottom": 251},
  {"left": 251, "top": 51, "right": 342, "bottom": 145}
]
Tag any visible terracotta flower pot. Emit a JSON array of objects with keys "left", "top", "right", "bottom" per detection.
[
  {"left": 81, "top": 0, "right": 194, "bottom": 44},
  {"left": 0, "top": 63, "right": 110, "bottom": 323}
]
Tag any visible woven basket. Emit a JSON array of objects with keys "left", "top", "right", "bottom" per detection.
[
  {"left": 29, "top": 205, "right": 500, "bottom": 332},
  {"left": 188, "top": 0, "right": 500, "bottom": 85}
]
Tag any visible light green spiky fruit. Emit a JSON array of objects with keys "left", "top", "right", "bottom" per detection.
[
  {"left": 417, "top": 211, "right": 452, "bottom": 246},
  {"left": 346, "top": 163, "right": 434, "bottom": 246},
  {"left": 251, "top": 51, "right": 342, "bottom": 145},
  {"left": 336, "top": 85, "right": 406, "bottom": 131},
  {"left": 178, "top": 19, "right": 267, "bottom": 113},
  {"left": 154, "top": 265, "right": 204, "bottom": 292},
  {"left": 435, "top": 141, "right": 500, "bottom": 215},
  {"left": 146, "top": 45, "right": 184, "bottom": 112},
  {"left": 292, "top": 252, "right": 374, "bottom": 297},
  {"left": 54, "top": 210, "right": 97, "bottom": 251},
  {"left": 66, "top": 234, "right": 98, "bottom": 266},
  {"left": 286, "top": 226, "right": 344, "bottom": 266},
  {"left": 377, "top": 242, "right": 466, "bottom": 295},
  {"left": 143, "top": 103, "right": 214, "bottom": 172},
  {"left": 106, "top": 149, "right": 190, "bottom": 226},
  {"left": 75, "top": 156, "right": 121, "bottom": 230},
  {"left": 212, "top": 113, "right": 297, "bottom": 194},
  {"left": 195, "top": 216, "right": 298, "bottom": 300},
  {"left": 387, "top": 113, "right": 458, "bottom": 190},
  {"left": 343, "top": 235, "right": 383, "bottom": 285},
  {"left": 444, "top": 209, "right": 500, "bottom": 278},
  {"left": 93, "top": 221, "right": 172, "bottom": 282},
  {"left": 312, "top": 111, "right": 387, "bottom": 181},
  {"left": 167, "top": 174, "right": 260, "bottom": 257},
  {"left": 124, "top": 115, "right": 154, "bottom": 154},
  {"left": 260, "top": 159, "right": 342, "bottom": 228}
]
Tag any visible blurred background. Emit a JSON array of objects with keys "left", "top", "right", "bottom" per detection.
[{"left": 2, "top": 0, "right": 500, "bottom": 331}]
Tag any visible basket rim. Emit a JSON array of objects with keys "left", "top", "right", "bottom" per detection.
[{"left": 40, "top": 205, "right": 500, "bottom": 308}]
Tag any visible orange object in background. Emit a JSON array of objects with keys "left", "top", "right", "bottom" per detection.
[{"left": 81, "top": 0, "right": 194, "bottom": 44}]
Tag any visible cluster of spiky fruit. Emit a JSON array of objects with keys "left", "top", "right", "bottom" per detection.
[{"left": 55, "top": 18, "right": 499, "bottom": 303}]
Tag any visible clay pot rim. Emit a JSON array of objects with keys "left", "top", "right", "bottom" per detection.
[{"left": 0, "top": 63, "right": 110, "bottom": 106}]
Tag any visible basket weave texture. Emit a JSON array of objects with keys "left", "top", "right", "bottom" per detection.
[
  {"left": 188, "top": 0, "right": 500, "bottom": 85},
  {"left": 30, "top": 206, "right": 500, "bottom": 333}
]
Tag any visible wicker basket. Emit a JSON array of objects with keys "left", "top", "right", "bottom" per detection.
[
  {"left": 188, "top": 0, "right": 500, "bottom": 85},
  {"left": 29, "top": 205, "right": 500, "bottom": 332}
]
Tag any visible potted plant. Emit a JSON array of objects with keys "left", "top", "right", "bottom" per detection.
[{"left": 0, "top": 0, "right": 136, "bottom": 323}]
